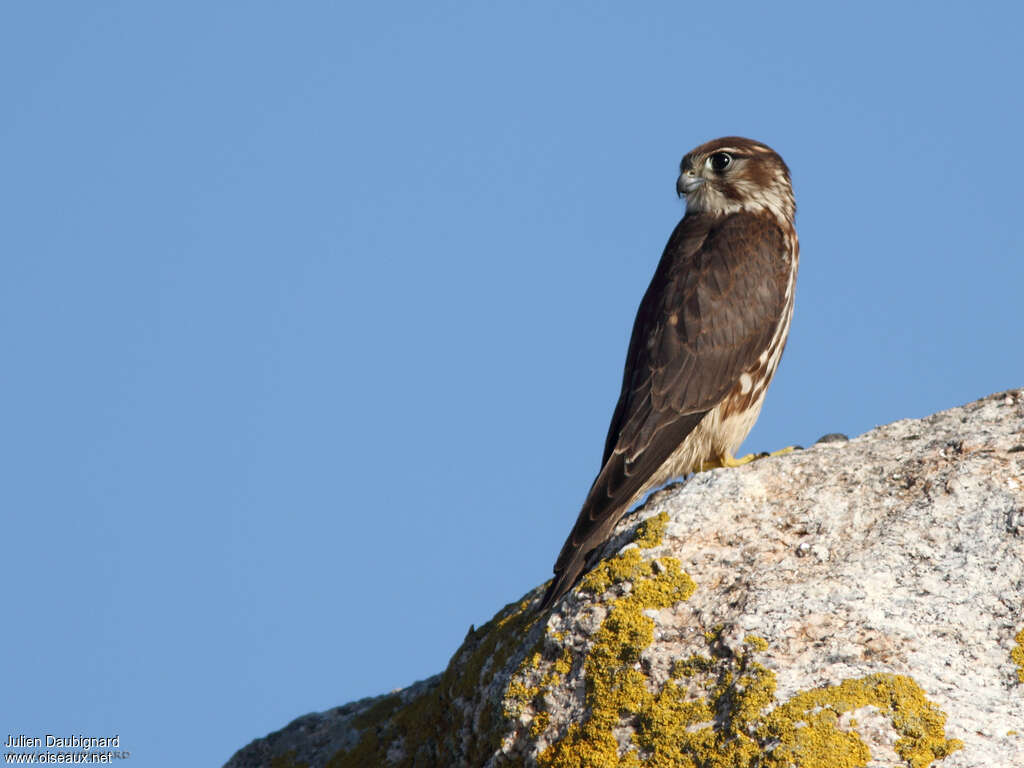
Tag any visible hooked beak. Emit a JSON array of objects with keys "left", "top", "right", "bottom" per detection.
[{"left": 676, "top": 172, "right": 704, "bottom": 198}]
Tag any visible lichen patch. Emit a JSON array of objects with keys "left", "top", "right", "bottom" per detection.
[
  {"left": 1012, "top": 628, "right": 1024, "bottom": 684},
  {"left": 530, "top": 516, "right": 961, "bottom": 768},
  {"left": 326, "top": 595, "right": 541, "bottom": 767}
]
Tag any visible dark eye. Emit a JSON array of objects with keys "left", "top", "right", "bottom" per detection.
[{"left": 709, "top": 152, "right": 732, "bottom": 172}]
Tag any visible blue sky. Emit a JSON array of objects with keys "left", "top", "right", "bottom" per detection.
[{"left": 2, "top": 2, "right": 1022, "bottom": 765}]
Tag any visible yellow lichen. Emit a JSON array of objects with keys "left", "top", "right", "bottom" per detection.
[
  {"left": 530, "top": 711, "right": 551, "bottom": 738},
  {"left": 323, "top": 507, "right": 962, "bottom": 768},
  {"left": 631, "top": 637, "right": 781, "bottom": 768},
  {"left": 506, "top": 633, "right": 575, "bottom": 724},
  {"left": 538, "top": 512, "right": 697, "bottom": 767},
  {"left": 744, "top": 633, "right": 769, "bottom": 652},
  {"left": 1012, "top": 628, "right": 1024, "bottom": 683},
  {"left": 543, "top": 629, "right": 962, "bottom": 768},
  {"left": 763, "top": 674, "right": 963, "bottom": 768},
  {"left": 632, "top": 511, "right": 670, "bottom": 549},
  {"left": 535, "top": 512, "right": 961, "bottom": 768}
]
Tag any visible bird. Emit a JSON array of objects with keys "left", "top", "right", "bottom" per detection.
[{"left": 539, "top": 136, "right": 799, "bottom": 611}]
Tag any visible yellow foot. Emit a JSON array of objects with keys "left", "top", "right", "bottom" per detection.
[
  {"left": 763, "top": 445, "right": 799, "bottom": 459},
  {"left": 697, "top": 445, "right": 799, "bottom": 473}
]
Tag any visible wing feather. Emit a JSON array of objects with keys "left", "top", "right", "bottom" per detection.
[{"left": 541, "top": 211, "right": 788, "bottom": 609}]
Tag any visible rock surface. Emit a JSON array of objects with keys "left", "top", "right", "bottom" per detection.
[{"left": 225, "top": 390, "right": 1024, "bottom": 768}]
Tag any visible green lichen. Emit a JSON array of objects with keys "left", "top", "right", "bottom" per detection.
[
  {"left": 533, "top": 513, "right": 961, "bottom": 768},
  {"left": 269, "top": 751, "right": 308, "bottom": 768},
  {"left": 1012, "top": 628, "right": 1024, "bottom": 684},
  {"left": 352, "top": 693, "right": 403, "bottom": 729},
  {"left": 325, "top": 595, "right": 541, "bottom": 768}
]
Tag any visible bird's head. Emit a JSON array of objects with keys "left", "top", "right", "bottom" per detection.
[{"left": 677, "top": 137, "right": 794, "bottom": 222}]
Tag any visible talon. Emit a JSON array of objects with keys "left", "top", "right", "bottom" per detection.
[
  {"left": 698, "top": 452, "right": 754, "bottom": 471},
  {"left": 726, "top": 453, "right": 758, "bottom": 467},
  {"left": 697, "top": 445, "right": 798, "bottom": 473}
]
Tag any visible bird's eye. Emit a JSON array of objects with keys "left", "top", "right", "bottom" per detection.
[{"left": 708, "top": 152, "right": 732, "bottom": 172}]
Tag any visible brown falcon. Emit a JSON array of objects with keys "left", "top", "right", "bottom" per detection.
[{"left": 539, "top": 137, "right": 799, "bottom": 610}]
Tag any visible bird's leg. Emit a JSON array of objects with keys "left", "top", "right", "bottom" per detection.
[
  {"left": 697, "top": 446, "right": 799, "bottom": 473},
  {"left": 762, "top": 445, "right": 799, "bottom": 458},
  {"left": 698, "top": 452, "right": 754, "bottom": 471}
]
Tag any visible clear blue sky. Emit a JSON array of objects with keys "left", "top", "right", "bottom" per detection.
[{"left": 3, "top": 2, "right": 1022, "bottom": 765}]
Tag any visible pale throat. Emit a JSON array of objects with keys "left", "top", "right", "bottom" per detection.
[{"left": 686, "top": 177, "right": 795, "bottom": 224}]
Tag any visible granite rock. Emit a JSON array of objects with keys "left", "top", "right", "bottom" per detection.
[{"left": 225, "top": 389, "right": 1024, "bottom": 768}]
